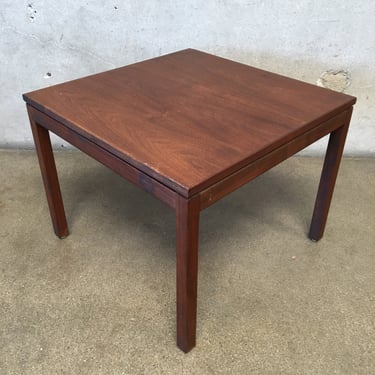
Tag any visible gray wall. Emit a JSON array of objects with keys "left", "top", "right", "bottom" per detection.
[{"left": 1, "top": 1, "right": 374, "bottom": 154}]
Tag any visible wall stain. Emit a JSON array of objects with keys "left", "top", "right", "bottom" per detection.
[{"left": 317, "top": 70, "right": 351, "bottom": 92}]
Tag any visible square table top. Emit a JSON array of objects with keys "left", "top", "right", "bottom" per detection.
[{"left": 24, "top": 49, "right": 356, "bottom": 197}]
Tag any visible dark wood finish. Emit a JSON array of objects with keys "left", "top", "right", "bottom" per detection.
[
  {"left": 28, "top": 109, "right": 69, "bottom": 238},
  {"left": 176, "top": 195, "right": 200, "bottom": 353},
  {"left": 200, "top": 109, "right": 350, "bottom": 210},
  {"left": 309, "top": 108, "right": 353, "bottom": 240},
  {"left": 27, "top": 105, "right": 177, "bottom": 209},
  {"left": 23, "top": 49, "right": 355, "bottom": 198},
  {"left": 23, "top": 49, "right": 356, "bottom": 352}
]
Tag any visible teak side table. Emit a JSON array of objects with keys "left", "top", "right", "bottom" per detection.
[{"left": 23, "top": 49, "right": 356, "bottom": 352}]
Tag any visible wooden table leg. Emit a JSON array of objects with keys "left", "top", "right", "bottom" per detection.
[
  {"left": 28, "top": 112, "right": 69, "bottom": 239},
  {"left": 176, "top": 195, "right": 200, "bottom": 353},
  {"left": 309, "top": 108, "right": 353, "bottom": 241}
]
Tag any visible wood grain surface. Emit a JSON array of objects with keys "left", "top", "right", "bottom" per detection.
[{"left": 23, "top": 49, "right": 356, "bottom": 197}]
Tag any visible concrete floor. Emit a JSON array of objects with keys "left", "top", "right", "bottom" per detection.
[{"left": 0, "top": 150, "right": 374, "bottom": 374}]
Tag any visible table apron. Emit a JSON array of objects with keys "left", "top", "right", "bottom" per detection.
[
  {"left": 27, "top": 104, "right": 178, "bottom": 210},
  {"left": 199, "top": 108, "right": 352, "bottom": 210}
]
